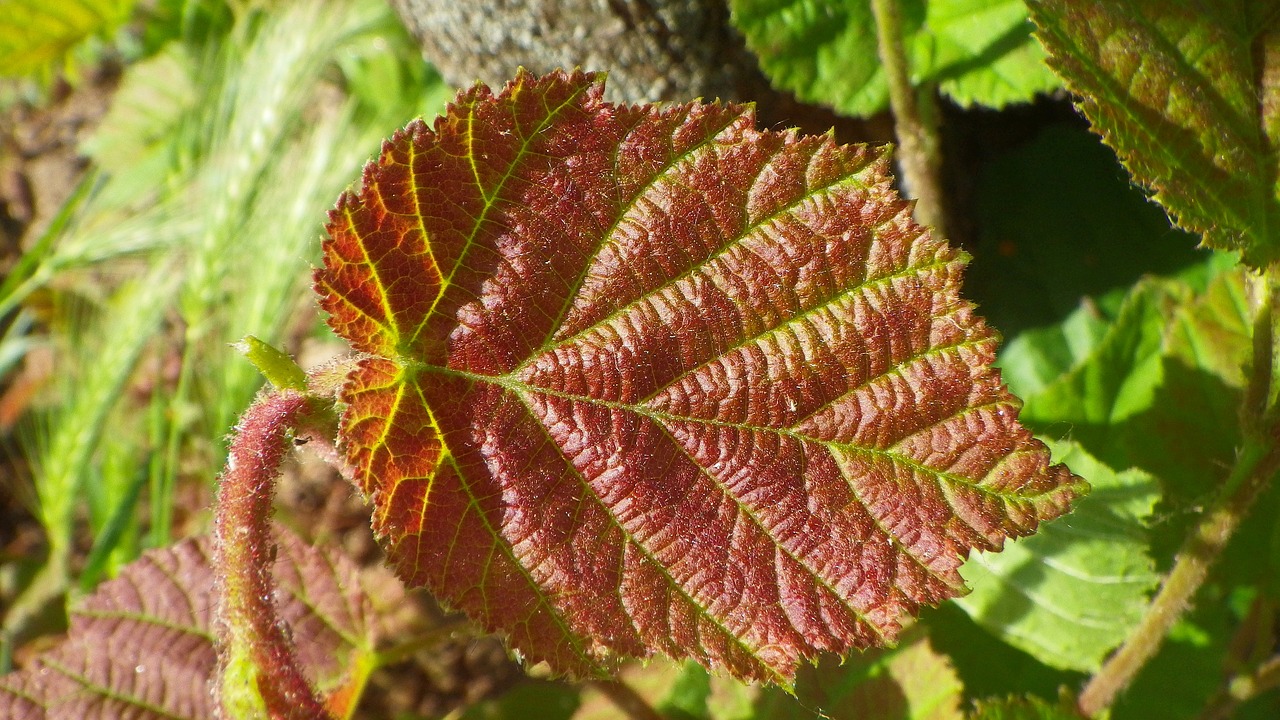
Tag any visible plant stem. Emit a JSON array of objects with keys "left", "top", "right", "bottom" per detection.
[
  {"left": 1076, "top": 271, "right": 1280, "bottom": 717},
  {"left": 589, "top": 678, "right": 667, "bottom": 720},
  {"left": 213, "top": 388, "right": 332, "bottom": 720},
  {"left": 1201, "top": 655, "right": 1280, "bottom": 720},
  {"left": 869, "top": 0, "right": 948, "bottom": 237}
]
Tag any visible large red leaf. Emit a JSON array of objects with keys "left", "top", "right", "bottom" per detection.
[{"left": 315, "top": 69, "right": 1086, "bottom": 685}]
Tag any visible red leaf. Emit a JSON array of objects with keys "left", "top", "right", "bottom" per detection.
[
  {"left": 0, "top": 529, "right": 381, "bottom": 719},
  {"left": 316, "top": 69, "right": 1086, "bottom": 684}
]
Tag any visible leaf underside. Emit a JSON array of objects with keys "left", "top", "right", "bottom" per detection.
[
  {"left": 1029, "top": 0, "right": 1280, "bottom": 266},
  {"left": 0, "top": 530, "right": 376, "bottom": 720},
  {"left": 316, "top": 69, "right": 1085, "bottom": 685}
]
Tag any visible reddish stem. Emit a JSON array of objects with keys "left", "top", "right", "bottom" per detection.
[{"left": 213, "top": 389, "right": 332, "bottom": 720}]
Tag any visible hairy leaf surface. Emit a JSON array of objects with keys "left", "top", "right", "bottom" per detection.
[
  {"left": 1029, "top": 0, "right": 1280, "bottom": 265},
  {"left": 0, "top": 530, "right": 379, "bottom": 719},
  {"left": 316, "top": 69, "right": 1085, "bottom": 684}
]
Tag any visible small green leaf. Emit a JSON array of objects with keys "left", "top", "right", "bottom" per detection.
[
  {"left": 955, "top": 440, "right": 1160, "bottom": 671},
  {"left": 1029, "top": 0, "right": 1280, "bottom": 265},
  {"left": 1018, "top": 281, "right": 1172, "bottom": 438},
  {"left": 996, "top": 302, "right": 1111, "bottom": 400},
  {"left": 233, "top": 335, "right": 309, "bottom": 392},
  {"left": 730, "top": 0, "right": 1059, "bottom": 117}
]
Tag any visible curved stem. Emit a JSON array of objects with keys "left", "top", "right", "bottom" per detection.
[
  {"left": 870, "top": 0, "right": 948, "bottom": 237},
  {"left": 1077, "top": 271, "right": 1280, "bottom": 717},
  {"left": 213, "top": 389, "right": 332, "bottom": 720}
]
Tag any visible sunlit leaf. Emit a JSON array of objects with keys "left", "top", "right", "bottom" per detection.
[
  {"left": 1029, "top": 0, "right": 1280, "bottom": 265},
  {"left": 730, "top": 0, "right": 1060, "bottom": 117},
  {"left": 0, "top": 530, "right": 382, "bottom": 719},
  {"left": 956, "top": 441, "right": 1160, "bottom": 672},
  {"left": 316, "top": 69, "right": 1085, "bottom": 685}
]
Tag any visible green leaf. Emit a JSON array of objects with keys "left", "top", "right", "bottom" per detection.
[
  {"left": 964, "top": 124, "right": 1205, "bottom": 337},
  {"left": 1029, "top": 0, "right": 1280, "bottom": 265},
  {"left": 955, "top": 440, "right": 1160, "bottom": 671},
  {"left": 1018, "top": 281, "right": 1172, "bottom": 438},
  {"left": 968, "top": 695, "right": 1080, "bottom": 720},
  {"left": 0, "top": 530, "right": 385, "bottom": 719},
  {"left": 996, "top": 302, "right": 1111, "bottom": 401},
  {"left": 315, "top": 70, "right": 1085, "bottom": 685},
  {"left": 791, "top": 636, "right": 965, "bottom": 719},
  {"left": 1121, "top": 268, "right": 1250, "bottom": 504},
  {"left": 0, "top": 0, "right": 136, "bottom": 79},
  {"left": 1013, "top": 265, "right": 1249, "bottom": 505},
  {"left": 730, "top": 0, "right": 1059, "bottom": 117},
  {"left": 460, "top": 680, "right": 581, "bottom": 720}
]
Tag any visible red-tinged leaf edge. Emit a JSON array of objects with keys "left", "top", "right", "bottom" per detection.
[{"left": 315, "top": 68, "right": 1088, "bottom": 686}]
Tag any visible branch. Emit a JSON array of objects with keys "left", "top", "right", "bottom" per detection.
[
  {"left": 870, "top": 0, "right": 948, "bottom": 236},
  {"left": 1077, "top": 270, "right": 1280, "bottom": 717}
]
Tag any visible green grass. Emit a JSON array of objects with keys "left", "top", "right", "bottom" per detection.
[{"left": 0, "top": 0, "right": 450, "bottom": 654}]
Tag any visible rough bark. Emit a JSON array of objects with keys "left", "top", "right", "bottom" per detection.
[{"left": 388, "top": 0, "right": 766, "bottom": 104}]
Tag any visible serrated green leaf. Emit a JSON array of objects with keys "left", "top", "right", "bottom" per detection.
[
  {"left": 315, "top": 69, "right": 1085, "bottom": 685},
  {"left": 1029, "top": 0, "right": 1280, "bottom": 265},
  {"left": 0, "top": 0, "right": 136, "bottom": 79},
  {"left": 730, "top": 0, "right": 1059, "bottom": 117},
  {"left": 956, "top": 440, "right": 1160, "bottom": 671}
]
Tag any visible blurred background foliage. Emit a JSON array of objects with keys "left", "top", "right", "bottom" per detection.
[{"left": 0, "top": 0, "right": 451, "bottom": 671}]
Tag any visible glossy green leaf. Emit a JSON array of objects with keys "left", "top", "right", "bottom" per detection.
[
  {"left": 955, "top": 440, "right": 1160, "bottom": 671},
  {"left": 1029, "top": 0, "right": 1280, "bottom": 265},
  {"left": 316, "top": 69, "right": 1085, "bottom": 685},
  {"left": 730, "top": 0, "right": 1060, "bottom": 117}
]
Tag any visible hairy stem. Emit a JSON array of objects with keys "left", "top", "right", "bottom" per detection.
[
  {"left": 213, "top": 389, "right": 332, "bottom": 720},
  {"left": 1077, "top": 272, "right": 1280, "bottom": 717},
  {"left": 870, "top": 0, "right": 947, "bottom": 236}
]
